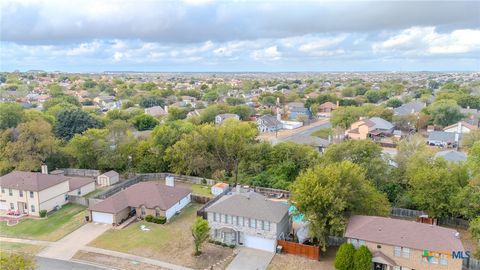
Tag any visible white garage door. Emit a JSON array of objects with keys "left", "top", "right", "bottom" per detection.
[
  {"left": 92, "top": 211, "right": 113, "bottom": 224},
  {"left": 0, "top": 200, "right": 7, "bottom": 210},
  {"left": 244, "top": 235, "right": 276, "bottom": 252}
]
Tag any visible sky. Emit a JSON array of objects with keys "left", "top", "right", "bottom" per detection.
[{"left": 1, "top": 0, "right": 480, "bottom": 72}]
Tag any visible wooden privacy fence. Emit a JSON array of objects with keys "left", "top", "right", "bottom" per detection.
[
  {"left": 277, "top": 240, "right": 320, "bottom": 261},
  {"left": 191, "top": 194, "right": 212, "bottom": 204}
]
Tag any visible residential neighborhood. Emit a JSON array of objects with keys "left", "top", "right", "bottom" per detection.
[{"left": 1, "top": 1, "right": 480, "bottom": 270}]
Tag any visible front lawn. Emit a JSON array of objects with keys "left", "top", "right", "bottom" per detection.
[
  {"left": 0, "top": 204, "right": 87, "bottom": 241},
  {"left": 89, "top": 203, "right": 232, "bottom": 269},
  {"left": 0, "top": 242, "right": 43, "bottom": 255}
]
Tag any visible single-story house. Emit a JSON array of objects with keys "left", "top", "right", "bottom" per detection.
[
  {"left": 256, "top": 115, "right": 283, "bottom": 133},
  {"left": 89, "top": 182, "right": 191, "bottom": 225},
  {"left": 346, "top": 117, "right": 394, "bottom": 140},
  {"left": 345, "top": 215, "right": 464, "bottom": 270},
  {"left": 285, "top": 135, "right": 330, "bottom": 152},
  {"left": 144, "top": 106, "right": 167, "bottom": 117},
  {"left": 434, "top": 150, "right": 467, "bottom": 163},
  {"left": 427, "top": 131, "right": 460, "bottom": 148},
  {"left": 318, "top": 102, "right": 337, "bottom": 113},
  {"left": 97, "top": 170, "right": 119, "bottom": 187},
  {"left": 393, "top": 100, "right": 426, "bottom": 116},
  {"left": 215, "top": 113, "right": 240, "bottom": 124},
  {"left": 205, "top": 192, "right": 290, "bottom": 252},
  {"left": 0, "top": 165, "right": 95, "bottom": 216},
  {"left": 211, "top": 182, "right": 229, "bottom": 196},
  {"left": 443, "top": 121, "right": 478, "bottom": 134}
]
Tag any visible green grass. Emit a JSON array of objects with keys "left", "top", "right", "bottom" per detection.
[
  {"left": 0, "top": 242, "right": 43, "bottom": 255},
  {"left": 0, "top": 204, "right": 87, "bottom": 241},
  {"left": 90, "top": 203, "right": 198, "bottom": 252},
  {"left": 311, "top": 128, "right": 333, "bottom": 139},
  {"left": 191, "top": 184, "right": 213, "bottom": 197},
  {"left": 84, "top": 188, "right": 105, "bottom": 198}
]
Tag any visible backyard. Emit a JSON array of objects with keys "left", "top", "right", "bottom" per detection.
[
  {"left": 151, "top": 179, "right": 214, "bottom": 198},
  {"left": 0, "top": 204, "right": 87, "bottom": 241},
  {"left": 88, "top": 203, "right": 233, "bottom": 269},
  {"left": 268, "top": 246, "right": 337, "bottom": 270}
]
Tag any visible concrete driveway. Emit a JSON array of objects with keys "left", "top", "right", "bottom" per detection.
[
  {"left": 226, "top": 248, "right": 274, "bottom": 270},
  {"left": 38, "top": 223, "right": 111, "bottom": 260}
]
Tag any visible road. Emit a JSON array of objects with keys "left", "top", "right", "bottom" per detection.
[
  {"left": 279, "top": 121, "right": 331, "bottom": 143},
  {"left": 36, "top": 257, "right": 112, "bottom": 270}
]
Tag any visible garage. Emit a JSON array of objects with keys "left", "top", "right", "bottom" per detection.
[
  {"left": 91, "top": 211, "right": 113, "bottom": 224},
  {"left": 0, "top": 200, "right": 7, "bottom": 210},
  {"left": 244, "top": 234, "right": 276, "bottom": 252}
]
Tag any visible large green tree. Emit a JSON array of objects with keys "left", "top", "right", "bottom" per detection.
[
  {"left": 330, "top": 106, "right": 363, "bottom": 129},
  {"left": 334, "top": 243, "right": 355, "bottom": 270},
  {"left": 354, "top": 246, "right": 373, "bottom": 270},
  {"left": 426, "top": 99, "right": 464, "bottom": 127},
  {"left": 0, "top": 103, "right": 24, "bottom": 129},
  {"left": 290, "top": 161, "right": 390, "bottom": 250},
  {"left": 54, "top": 108, "right": 102, "bottom": 140}
]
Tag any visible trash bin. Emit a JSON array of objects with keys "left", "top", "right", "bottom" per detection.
[{"left": 85, "top": 216, "right": 90, "bottom": 222}]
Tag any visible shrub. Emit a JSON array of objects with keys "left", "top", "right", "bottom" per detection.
[
  {"left": 144, "top": 215, "right": 154, "bottom": 222},
  {"left": 354, "top": 246, "right": 373, "bottom": 270},
  {"left": 228, "top": 244, "right": 235, "bottom": 249},
  {"left": 153, "top": 216, "right": 166, "bottom": 224},
  {"left": 334, "top": 243, "right": 355, "bottom": 270},
  {"left": 39, "top": 210, "right": 47, "bottom": 218}
]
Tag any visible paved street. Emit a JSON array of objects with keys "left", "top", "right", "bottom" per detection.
[
  {"left": 36, "top": 257, "right": 112, "bottom": 270},
  {"left": 279, "top": 120, "right": 331, "bottom": 143},
  {"left": 226, "top": 248, "right": 274, "bottom": 270},
  {"left": 38, "top": 223, "right": 112, "bottom": 260}
]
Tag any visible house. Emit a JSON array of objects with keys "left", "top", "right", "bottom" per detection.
[
  {"left": 427, "top": 131, "right": 460, "bottom": 148},
  {"left": 434, "top": 150, "right": 467, "bottom": 163},
  {"left": 460, "top": 108, "right": 480, "bottom": 127},
  {"left": 144, "top": 106, "right": 167, "bottom": 117},
  {"left": 215, "top": 113, "right": 240, "bottom": 124},
  {"left": 443, "top": 121, "right": 478, "bottom": 134},
  {"left": 393, "top": 100, "right": 426, "bottom": 116},
  {"left": 346, "top": 117, "right": 394, "bottom": 140},
  {"left": 318, "top": 101, "right": 337, "bottom": 113},
  {"left": 205, "top": 192, "right": 290, "bottom": 252},
  {"left": 97, "top": 170, "right": 119, "bottom": 187},
  {"left": 345, "top": 215, "right": 464, "bottom": 270},
  {"left": 0, "top": 166, "right": 95, "bottom": 216},
  {"left": 256, "top": 115, "right": 283, "bottom": 133},
  {"left": 287, "top": 102, "right": 311, "bottom": 120},
  {"left": 211, "top": 182, "right": 229, "bottom": 196},
  {"left": 89, "top": 181, "right": 191, "bottom": 225},
  {"left": 285, "top": 135, "right": 330, "bottom": 152},
  {"left": 187, "top": 109, "right": 204, "bottom": 118}
]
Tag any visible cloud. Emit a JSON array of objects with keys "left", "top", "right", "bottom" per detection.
[
  {"left": 251, "top": 46, "right": 281, "bottom": 61},
  {"left": 298, "top": 36, "right": 347, "bottom": 53},
  {"left": 373, "top": 27, "right": 480, "bottom": 55}
]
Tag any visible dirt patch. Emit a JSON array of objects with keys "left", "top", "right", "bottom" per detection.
[
  {"left": 268, "top": 246, "right": 337, "bottom": 270},
  {"left": 73, "top": 251, "right": 166, "bottom": 270}
]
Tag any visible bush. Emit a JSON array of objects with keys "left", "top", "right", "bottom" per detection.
[
  {"left": 228, "top": 244, "right": 235, "bottom": 249},
  {"left": 145, "top": 215, "right": 154, "bottom": 222},
  {"left": 354, "top": 246, "right": 373, "bottom": 270},
  {"left": 335, "top": 243, "right": 355, "bottom": 270},
  {"left": 153, "top": 216, "right": 166, "bottom": 224},
  {"left": 39, "top": 210, "right": 47, "bottom": 218}
]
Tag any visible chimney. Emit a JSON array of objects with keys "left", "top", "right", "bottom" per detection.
[
  {"left": 41, "top": 164, "right": 48, "bottom": 174},
  {"left": 164, "top": 105, "right": 168, "bottom": 114},
  {"left": 165, "top": 175, "right": 174, "bottom": 187}
]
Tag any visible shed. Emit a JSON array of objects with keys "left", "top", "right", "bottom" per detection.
[{"left": 97, "top": 170, "right": 120, "bottom": 187}]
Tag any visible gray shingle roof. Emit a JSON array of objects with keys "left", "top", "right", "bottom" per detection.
[
  {"left": 369, "top": 117, "right": 394, "bottom": 130},
  {"left": 393, "top": 100, "right": 425, "bottom": 116},
  {"left": 345, "top": 215, "right": 464, "bottom": 251},
  {"left": 435, "top": 150, "right": 467, "bottom": 162},
  {"left": 257, "top": 115, "right": 282, "bottom": 128},
  {"left": 428, "top": 131, "right": 459, "bottom": 142},
  {"left": 205, "top": 192, "right": 289, "bottom": 223}
]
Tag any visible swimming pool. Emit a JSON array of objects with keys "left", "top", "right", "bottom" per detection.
[{"left": 287, "top": 204, "right": 305, "bottom": 223}]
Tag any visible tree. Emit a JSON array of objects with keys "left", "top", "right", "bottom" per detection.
[
  {"left": 191, "top": 217, "right": 210, "bottom": 256},
  {"left": 386, "top": 98, "right": 403, "bottom": 108},
  {"left": 334, "top": 243, "right": 355, "bottom": 270},
  {"left": 426, "top": 100, "right": 464, "bottom": 127},
  {"left": 364, "top": 90, "right": 382, "bottom": 103},
  {"left": 225, "top": 97, "right": 245, "bottom": 106},
  {"left": 468, "top": 141, "right": 480, "bottom": 177},
  {"left": 0, "top": 102, "right": 24, "bottom": 129},
  {"left": 462, "top": 130, "right": 480, "bottom": 150},
  {"left": 0, "top": 253, "right": 35, "bottom": 270},
  {"left": 43, "top": 95, "right": 81, "bottom": 111},
  {"left": 330, "top": 106, "right": 363, "bottom": 129},
  {"left": 167, "top": 107, "right": 188, "bottom": 121},
  {"left": 290, "top": 161, "right": 390, "bottom": 250},
  {"left": 132, "top": 114, "right": 160, "bottom": 131},
  {"left": 470, "top": 217, "right": 480, "bottom": 259},
  {"left": 54, "top": 108, "right": 102, "bottom": 140},
  {"left": 65, "top": 129, "right": 108, "bottom": 169},
  {"left": 139, "top": 96, "right": 165, "bottom": 108},
  {"left": 354, "top": 246, "right": 373, "bottom": 270}
]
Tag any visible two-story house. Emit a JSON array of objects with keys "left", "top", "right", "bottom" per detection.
[
  {"left": 346, "top": 117, "right": 394, "bottom": 140},
  {"left": 345, "top": 215, "right": 464, "bottom": 270},
  {"left": 256, "top": 114, "right": 283, "bottom": 133},
  {"left": 205, "top": 192, "right": 290, "bottom": 252},
  {"left": 0, "top": 166, "right": 95, "bottom": 216}
]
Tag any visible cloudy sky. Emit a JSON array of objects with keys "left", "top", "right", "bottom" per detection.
[{"left": 1, "top": 0, "right": 479, "bottom": 72}]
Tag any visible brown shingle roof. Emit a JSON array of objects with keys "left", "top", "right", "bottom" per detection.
[
  {"left": 89, "top": 182, "right": 191, "bottom": 214},
  {"left": 0, "top": 171, "right": 67, "bottom": 192},
  {"left": 68, "top": 176, "right": 95, "bottom": 191},
  {"left": 345, "top": 215, "right": 464, "bottom": 251}
]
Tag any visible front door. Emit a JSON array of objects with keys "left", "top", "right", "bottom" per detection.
[
  {"left": 17, "top": 202, "right": 26, "bottom": 214},
  {"left": 374, "top": 262, "right": 386, "bottom": 270}
]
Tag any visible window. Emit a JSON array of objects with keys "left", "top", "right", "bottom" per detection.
[
  {"left": 19, "top": 190, "right": 23, "bottom": 197},
  {"left": 9, "top": 189, "right": 12, "bottom": 196},
  {"left": 257, "top": 220, "right": 263, "bottom": 229},
  {"left": 232, "top": 216, "right": 237, "bottom": 225},
  {"left": 393, "top": 267, "right": 400, "bottom": 270},
  {"left": 227, "top": 215, "right": 232, "bottom": 224},
  {"left": 141, "top": 206, "right": 146, "bottom": 216},
  {"left": 440, "top": 254, "right": 448, "bottom": 265},
  {"left": 238, "top": 216, "right": 244, "bottom": 226},
  {"left": 221, "top": 214, "right": 226, "bottom": 223},
  {"left": 10, "top": 203, "right": 14, "bottom": 210},
  {"left": 250, "top": 219, "right": 256, "bottom": 228},
  {"left": 394, "top": 246, "right": 402, "bottom": 257},
  {"left": 350, "top": 239, "right": 358, "bottom": 247},
  {"left": 31, "top": 205, "right": 35, "bottom": 212},
  {"left": 358, "top": 240, "right": 365, "bottom": 247},
  {"left": 30, "top": 191, "right": 34, "bottom": 198},
  {"left": 402, "top": 247, "right": 410, "bottom": 258},
  {"left": 77, "top": 189, "right": 81, "bottom": 195},
  {"left": 263, "top": 221, "right": 270, "bottom": 231},
  {"left": 64, "top": 194, "right": 68, "bottom": 201},
  {"left": 214, "top": 213, "right": 218, "bottom": 222},
  {"left": 155, "top": 208, "right": 160, "bottom": 217},
  {"left": 1, "top": 188, "right": 4, "bottom": 193}
]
